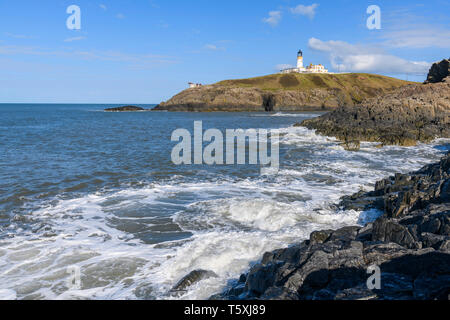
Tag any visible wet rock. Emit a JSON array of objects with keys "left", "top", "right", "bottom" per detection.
[
  {"left": 246, "top": 263, "right": 281, "bottom": 295},
  {"left": 333, "top": 285, "right": 378, "bottom": 300},
  {"left": 340, "top": 140, "right": 360, "bottom": 151},
  {"left": 261, "top": 287, "right": 300, "bottom": 300},
  {"left": 328, "top": 226, "right": 361, "bottom": 242},
  {"left": 171, "top": 269, "right": 218, "bottom": 293},
  {"left": 309, "top": 230, "right": 333, "bottom": 244},
  {"left": 372, "top": 218, "right": 421, "bottom": 249},
  {"left": 225, "top": 283, "right": 247, "bottom": 299}
]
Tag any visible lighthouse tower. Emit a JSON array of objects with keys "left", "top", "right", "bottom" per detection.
[{"left": 297, "top": 50, "right": 304, "bottom": 69}]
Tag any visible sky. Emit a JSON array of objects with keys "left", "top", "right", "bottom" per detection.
[{"left": 0, "top": 0, "right": 449, "bottom": 104}]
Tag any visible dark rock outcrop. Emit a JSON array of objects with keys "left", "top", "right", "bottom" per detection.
[
  {"left": 216, "top": 152, "right": 450, "bottom": 300},
  {"left": 300, "top": 61, "right": 450, "bottom": 146},
  {"left": 105, "top": 106, "right": 145, "bottom": 112},
  {"left": 425, "top": 58, "right": 450, "bottom": 84}
]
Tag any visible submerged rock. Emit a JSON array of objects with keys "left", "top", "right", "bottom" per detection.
[{"left": 217, "top": 152, "right": 450, "bottom": 300}]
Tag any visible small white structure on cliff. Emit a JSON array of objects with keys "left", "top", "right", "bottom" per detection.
[
  {"left": 281, "top": 50, "right": 329, "bottom": 74},
  {"left": 188, "top": 82, "right": 203, "bottom": 88}
]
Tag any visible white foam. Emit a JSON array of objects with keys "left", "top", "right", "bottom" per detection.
[{"left": 0, "top": 125, "right": 447, "bottom": 300}]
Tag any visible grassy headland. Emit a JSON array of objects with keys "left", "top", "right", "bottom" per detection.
[{"left": 154, "top": 73, "right": 414, "bottom": 112}]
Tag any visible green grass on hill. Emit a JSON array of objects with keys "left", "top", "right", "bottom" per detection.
[{"left": 216, "top": 73, "right": 416, "bottom": 92}]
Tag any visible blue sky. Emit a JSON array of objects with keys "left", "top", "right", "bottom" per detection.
[{"left": 0, "top": 0, "right": 449, "bottom": 103}]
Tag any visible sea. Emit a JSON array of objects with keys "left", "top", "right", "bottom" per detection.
[{"left": 0, "top": 104, "right": 448, "bottom": 300}]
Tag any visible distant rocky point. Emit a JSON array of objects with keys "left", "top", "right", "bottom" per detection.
[{"left": 105, "top": 106, "right": 146, "bottom": 112}]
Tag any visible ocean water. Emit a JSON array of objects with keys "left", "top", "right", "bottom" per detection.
[{"left": 0, "top": 104, "right": 448, "bottom": 300}]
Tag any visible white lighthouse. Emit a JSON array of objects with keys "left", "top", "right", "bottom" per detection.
[
  {"left": 280, "top": 49, "right": 328, "bottom": 74},
  {"left": 297, "top": 50, "right": 304, "bottom": 69}
]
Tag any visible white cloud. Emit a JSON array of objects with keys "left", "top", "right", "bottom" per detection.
[
  {"left": 381, "top": 26, "right": 450, "bottom": 49},
  {"left": 116, "top": 13, "right": 125, "bottom": 19},
  {"left": 308, "top": 37, "right": 431, "bottom": 75},
  {"left": 276, "top": 64, "right": 294, "bottom": 71},
  {"left": 99, "top": 4, "right": 107, "bottom": 10},
  {"left": 263, "top": 11, "right": 282, "bottom": 27},
  {"left": 0, "top": 44, "right": 178, "bottom": 67},
  {"left": 4, "top": 32, "right": 34, "bottom": 39},
  {"left": 204, "top": 44, "right": 225, "bottom": 51},
  {"left": 205, "top": 44, "right": 218, "bottom": 50},
  {"left": 64, "top": 36, "right": 86, "bottom": 42},
  {"left": 290, "top": 4, "right": 319, "bottom": 19}
]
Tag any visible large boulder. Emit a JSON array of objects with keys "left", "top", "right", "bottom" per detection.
[{"left": 425, "top": 58, "right": 450, "bottom": 84}]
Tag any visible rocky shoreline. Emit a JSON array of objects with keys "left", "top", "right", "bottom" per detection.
[
  {"left": 212, "top": 151, "right": 450, "bottom": 300},
  {"left": 300, "top": 59, "right": 450, "bottom": 147}
]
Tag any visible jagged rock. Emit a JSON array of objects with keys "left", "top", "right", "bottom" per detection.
[
  {"left": 310, "top": 230, "right": 333, "bottom": 244},
  {"left": 372, "top": 218, "right": 421, "bottom": 249},
  {"left": 425, "top": 58, "right": 450, "bottom": 84}
]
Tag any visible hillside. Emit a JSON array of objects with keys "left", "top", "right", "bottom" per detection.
[{"left": 153, "top": 73, "right": 415, "bottom": 112}]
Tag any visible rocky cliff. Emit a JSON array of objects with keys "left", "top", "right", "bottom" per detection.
[
  {"left": 425, "top": 58, "right": 450, "bottom": 84},
  {"left": 153, "top": 73, "right": 413, "bottom": 112},
  {"left": 301, "top": 59, "right": 450, "bottom": 146},
  {"left": 215, "top": 152, "right": 450, "bottom": 300}
]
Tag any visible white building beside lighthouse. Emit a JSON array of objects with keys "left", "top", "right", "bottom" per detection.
[{"left": 281, "top": 50, "right": 328, "bottom": 74}]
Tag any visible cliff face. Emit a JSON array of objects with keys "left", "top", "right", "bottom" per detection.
[{"left": 153, "top": 73, "right": 413, "bottom": 112}]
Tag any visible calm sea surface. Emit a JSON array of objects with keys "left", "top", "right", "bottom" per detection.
[{"left": 0, "top": 104, "right": 448, "bottom": 299}]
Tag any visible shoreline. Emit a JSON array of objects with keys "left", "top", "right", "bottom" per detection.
[{"left": 213, "top": 150, "right": 450, "bottom": 300}]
